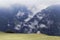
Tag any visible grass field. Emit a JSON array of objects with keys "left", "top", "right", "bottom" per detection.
[{"left": 0, "top": 32, "right": 60, "bottom": 40}]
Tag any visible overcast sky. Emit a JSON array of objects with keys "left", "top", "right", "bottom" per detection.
[
  {"left": 0, "top": 0, "right": 60, "bottom": 12},
  {"left": 0, "top": 0, "right": 60, "bottom": 6}
]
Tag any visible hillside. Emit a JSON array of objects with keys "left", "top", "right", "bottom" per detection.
[{"left": 0, "top": 32, "right": 60, "bottom": 40}]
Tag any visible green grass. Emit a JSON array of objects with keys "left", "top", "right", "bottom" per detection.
[{"left": 0, "top": 32, "right": 60, "bottom": 40}]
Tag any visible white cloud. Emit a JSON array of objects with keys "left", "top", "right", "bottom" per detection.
[
  {"left": 0, "top": 0, "right": 60, "bottom": 6},
  {"left": 0, "top": 0, "right": 60, "bottom": 12}
]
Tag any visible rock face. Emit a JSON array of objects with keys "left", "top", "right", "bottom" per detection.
[
  {"left": 37, "top": 5, "right": 60, "bottom": 35},
  {"left": 0, "top": 4, "right": 60, "bottom": 35},
  {"left": 0, "top": 4, "right": 34, "bottom": 33}
]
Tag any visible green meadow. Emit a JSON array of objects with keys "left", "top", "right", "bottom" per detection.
[{"left": 0, "top": 32, "right": 60, "bottom": 40}]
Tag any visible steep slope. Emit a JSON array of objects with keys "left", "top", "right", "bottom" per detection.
[{"left": 35, "top": 5, "right": 60, "bottom": 35}]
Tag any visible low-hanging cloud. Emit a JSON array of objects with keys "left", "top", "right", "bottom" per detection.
[{"left": 0, "top": 0, "right": 60, "bottom": 12}]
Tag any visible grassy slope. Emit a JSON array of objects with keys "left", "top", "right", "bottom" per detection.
[{"left": 0, "top": 32, "right": 60, "bottom": 40}]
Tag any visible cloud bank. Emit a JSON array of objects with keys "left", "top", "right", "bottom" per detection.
[{"left": 0, "top": 0, "right": 60, "bottom": 12}]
